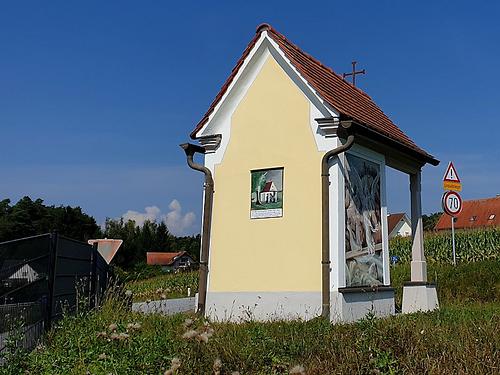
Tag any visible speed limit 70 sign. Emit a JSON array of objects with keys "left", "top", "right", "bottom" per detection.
[{"left": 442, "top": 191, "right": 462, "bottom": 217}]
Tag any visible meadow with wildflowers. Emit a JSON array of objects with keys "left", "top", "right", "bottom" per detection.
[{"left": 2, "top": 260, "right": 498, "bottom": 374}]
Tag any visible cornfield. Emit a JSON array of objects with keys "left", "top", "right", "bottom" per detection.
[{"left": 389, "top": 227, "right": 500, "bottom": 263}]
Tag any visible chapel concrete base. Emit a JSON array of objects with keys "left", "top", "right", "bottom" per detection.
[
  {"left": 204, "top": 289, "right": 395, "bottom": 323},
  {"left": 330, "top": 287, "right": 395, "bottom": 323},
  {"left": 204, "top": 292, "right": 321, "bottom": 322},
  {"left": 402, "top": 283, "right": 439, "bottom": 314}
]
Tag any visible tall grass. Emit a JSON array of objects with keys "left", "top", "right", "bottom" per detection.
[
  {"left": 19, "top": 298, "right": 500, "bottom": 374},
  {"left": 5, "top": 260, "right": 498, "bottom": 374},
  {"left": 390, "top": 260, "right": 500, "bottom": 308},
  {"left": 125, "top": 271, "right": 198, "bottom": 302},
  {"left": 390, "top": 227, "right": 500, "bottom": 263}
]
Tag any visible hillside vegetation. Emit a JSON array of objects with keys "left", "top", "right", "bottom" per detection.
[
  {"left": 0, "top": 196, "right": 201, "bottom": 269},
  {"left": 5, "top": 260, "right": 498, "bottom": 375}
]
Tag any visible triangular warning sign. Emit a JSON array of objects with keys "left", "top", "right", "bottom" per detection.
[
  {"left": 88, "top": 239, "right": 123, "bottom": 264},
  {"left": 443, "top": 162, "right": 460, "bottom": 182}
]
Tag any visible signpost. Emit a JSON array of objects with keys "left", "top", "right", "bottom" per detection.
[
  {"left": 443, "top": 161, "right": 462, "bottom": 191},
  {"left": 442, "top": 162, "right": 463, "bottom": 265}
]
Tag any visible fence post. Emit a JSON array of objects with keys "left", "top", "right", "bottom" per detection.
[
  {"left": 90, "top": 243, "right": 98, "bottom": 308},
  {"left": 46, "top": 231, "right": 58, "bottom": 331}
]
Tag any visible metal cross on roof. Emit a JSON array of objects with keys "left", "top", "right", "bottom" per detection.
[{"left": 342, "top": 61, "right": 365, "bottom": 87}]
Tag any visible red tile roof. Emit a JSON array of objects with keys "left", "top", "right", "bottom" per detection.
[
  {"left": 387, "top": 213, "right": 406, "bottom": 235},
  {"left": 190, "top": 24, "right": 437, "bottom": 164},
  {"left": 262, "top": 181, "right": 275, "bottom": 192},
  {"left": 434, "top": 196, "right": 500, "bottom": 231},
  {"left": 146, "top": 251, "right": 187, "bottom": 266}
]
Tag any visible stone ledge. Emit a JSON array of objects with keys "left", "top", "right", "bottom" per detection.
[
  {"left": 403, "top": 281, "right": 436, "bottom": 287},
  {"left": 338, "top": 286, "right": 395, "bottom": 294}
]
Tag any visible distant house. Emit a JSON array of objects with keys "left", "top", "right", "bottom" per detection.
[
  {"left": 146, "top": 251, "right": 196, "bottom": 272},
  {"left": 0, "top": 261, "right": 41, "bottom": 290},
  {"left": 260, "top": 181, "right": 278, "bottom": 203},
  {"left": 387, "top": 213, "right": 412, "bottom": 239},
  {"left": 435, "top": 196, "right": 500, "bottom": 231}
]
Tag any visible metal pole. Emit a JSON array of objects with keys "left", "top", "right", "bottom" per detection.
[
  {"left": 451, "top": 216, "right": 456, "bottom": 265},
  {"left": 180, "top": 143, "right": 213, "bottom": 315},
  {"left": 90, "top": 243, "right": 98, "bottom": 308},
  {"left": 46, "top": 231, "right": 58, "bottom": 331},
  {"left": 320, "top": 121, "right": 355, "bottom": 319}
]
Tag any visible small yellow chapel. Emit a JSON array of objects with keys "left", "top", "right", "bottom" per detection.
[{"left": 181, "top": 24, "right": 439, "bottom": 322}]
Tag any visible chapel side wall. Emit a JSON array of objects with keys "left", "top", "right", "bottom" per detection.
[{"left": 207, "top": 55, "right": 323, "bottom": 293}]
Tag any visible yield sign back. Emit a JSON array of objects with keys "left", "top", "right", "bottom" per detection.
[
  {"left": 443, "top": 162, "right": 460, "bottom": 182},
  {"left": 88, "top": 239, "right": 123, "bottom": 264}
]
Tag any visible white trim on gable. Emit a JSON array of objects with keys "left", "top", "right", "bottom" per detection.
[
  {"left": 196, "top": 32, "right": 341, "bottom": 174},
  {"left": 197, "top": 33, "right": 269, "bottom": 139},
  {"left": 265, "top": 34, "right": 338, "bottom": 119},
  {"left": 195, "top": 32, "right": 338, "bottom": 139}
]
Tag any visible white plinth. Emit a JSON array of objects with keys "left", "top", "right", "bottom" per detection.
[
  {"left": 331, "top": 287, "right": 395, "bottom": 323},
  {"left": 402, "top": 283, "right": 439, "bottom": 314}
]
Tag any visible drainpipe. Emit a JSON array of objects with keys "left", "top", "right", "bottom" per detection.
[
  {"left": 319, "top": 120, "right": 355, "bottom": 319},
  {"left": 180, "top": 143, "right": 214, "bottom": 315}
]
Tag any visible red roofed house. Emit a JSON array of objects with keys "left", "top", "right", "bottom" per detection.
[
  {"left": 146, "top": 251, "right": 196, "bottom": 272},
  {"left": 434, "top": 196, "right": 500, "bottom": 231},
  {"left": 387, "top": 213, "right": 412, "bottom": 239},
  {"left": 181, "top": 24, "right": 439, "bottom": 322},
  {"left": 260, "top": 181, "right": 278, "bottom": 203}
]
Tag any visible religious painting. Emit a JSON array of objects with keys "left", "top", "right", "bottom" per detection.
[
  {"left": 250, "top": 168, "right": 283, "bottom": 219},
  {"left": 344, "top": 154, "right": 384, "bottom": 287}
]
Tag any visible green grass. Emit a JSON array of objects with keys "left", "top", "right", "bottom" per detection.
[
  {"left": 390, "top": 260, "right": 500, "bottom": 309},
  {"left": 125, "top": 271, "right": 198, "bottom": 302},
  {"left": 5, "top": 261, "right": 500, "bottom": 374},
  {"left": 16, "top": 300, "right": 500, "bottom": 374}
]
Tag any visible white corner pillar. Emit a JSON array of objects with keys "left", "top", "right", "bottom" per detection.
[{"left": 402, "top": 169, "right": 439, "bottom": 314}]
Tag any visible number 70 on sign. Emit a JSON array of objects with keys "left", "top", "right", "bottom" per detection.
[{"left": 442, "top": 191, "right": 462, "bottom": 217}]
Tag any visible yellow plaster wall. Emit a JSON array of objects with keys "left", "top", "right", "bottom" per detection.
[{"left": 208, "top": 55, "right": 323, "bottom": 292}]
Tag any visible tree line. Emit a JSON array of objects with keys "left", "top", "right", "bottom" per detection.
[{"left": 0, "top": 197, "right": 200, "bottom": 268}]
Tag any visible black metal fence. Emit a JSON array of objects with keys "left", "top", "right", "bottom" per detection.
[{"left": 0, "top": 233, "right": 109, "bottom": 356}]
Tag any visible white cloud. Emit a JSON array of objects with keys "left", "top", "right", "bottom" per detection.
[
  {"left": 165, "top": 199, "right": 196, "bottom": 236},
  {"left": 122, "top": 206, "right": 162, "bottom": 227},
  {"left": 121, "top": 200, "right": 196, "bottom": 236}
]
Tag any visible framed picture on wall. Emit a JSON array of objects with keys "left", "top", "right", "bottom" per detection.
[{"left": 250, "top": 168, "right": 283, "bottom": 219}]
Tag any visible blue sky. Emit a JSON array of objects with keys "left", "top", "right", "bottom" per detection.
[{"left": 1, "top": 1, "right": 499, "bottom": 235}]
